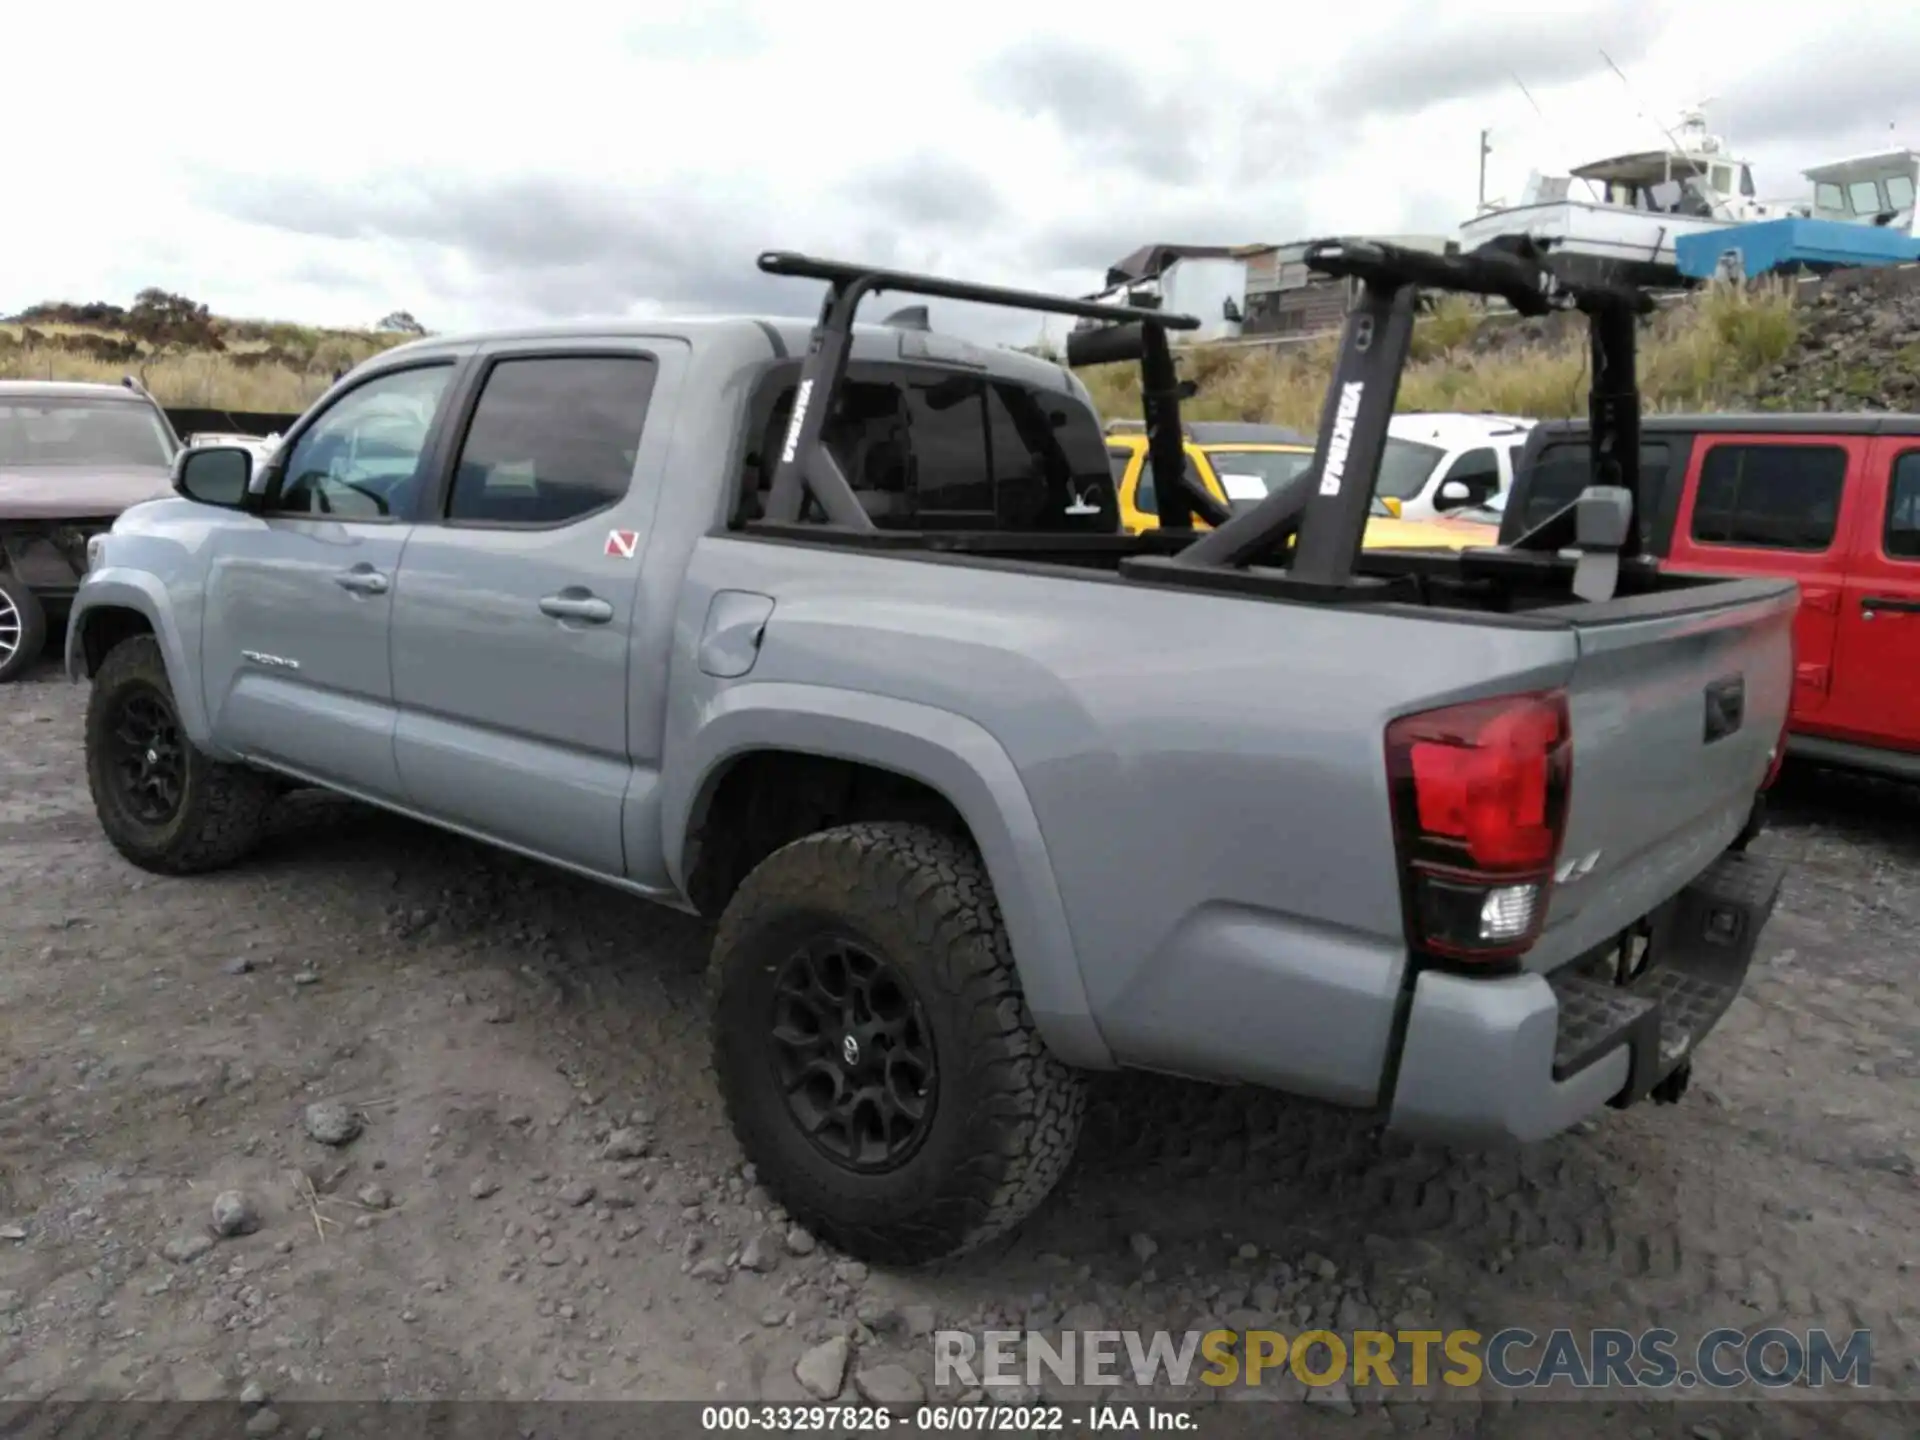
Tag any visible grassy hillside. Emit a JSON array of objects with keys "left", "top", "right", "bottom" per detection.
[
  {"left": 0, "top": 293, "right": 415, "bottom": 412},
  {"left": 1077, "top": 279, "right": 1803, "bottom": 428},
  {"left": 4, "top": 278, "right": 1805, "bottom": 420}
]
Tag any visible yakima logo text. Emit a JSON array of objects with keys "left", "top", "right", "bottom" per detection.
[
  {"left": 1318, "top": 381, "right": 1365, "bottom": 496},
  {"left": 780, "top": 379, "right": 814, "bottom": 464}
]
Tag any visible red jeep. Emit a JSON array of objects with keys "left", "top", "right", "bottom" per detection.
[{"left": 1505, "top": 413, "right": 1920, "bottom": 781}]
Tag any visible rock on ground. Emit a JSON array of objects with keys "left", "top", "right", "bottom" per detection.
[
  {"left": 212, "top": 1190, "right": 259, "bottom": 1237},
  {"left": 302, "top": 1101, "right": 361, "bottom": 1146},
  {"left": 793, "top": 1337, "right": 850, "bottom": 1400}
]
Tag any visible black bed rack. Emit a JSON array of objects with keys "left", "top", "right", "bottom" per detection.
[
  {"left": 756, "top": 237, "right": 1661, "bottom": 606},
  {"left": 1120, "top": 236, "right": 1660, "bottom": 604},
  {"left": 755, "top": 250, "right": 1231, "bottom": 535}
]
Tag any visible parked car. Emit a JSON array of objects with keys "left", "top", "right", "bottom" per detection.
[
  {"left": 186, "top": 431, "right": 283, "bottom": 469},
  {"left": 1103, "top": 424, "right": 1496, "bottom": 548},
  {"left": 1378, "top": 412, "right": 1537, "bottom": 520},
  {"left": 0, "top": 379, "right": 179, "bottom": 681},
  {"left": 67, "top": 243, "right": 1789, "bottom": 1266},
  {"left": 1440, "top": 486, "right": 1509, "bottom": 529},
  {"left": 1505, "top": 411, "right": 1920, "bottom": 784}
]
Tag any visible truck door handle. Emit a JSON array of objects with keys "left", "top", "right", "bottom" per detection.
[
  {"left": 539, "top": 589, "right": 614, "bottom": 624},
  {"left": 1861, "top": 595, "right": 1920, "bottom": 616},
  {"left": 332, "top": 565, "right": 389, "bottom": 595}
]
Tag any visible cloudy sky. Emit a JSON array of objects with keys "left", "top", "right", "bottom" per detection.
[{"left": 8, "top": 0, "right": 1915, "bottom": 343}]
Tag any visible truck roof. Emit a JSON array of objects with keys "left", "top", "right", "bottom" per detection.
[
  {"left": 1530, "top": 412, "right": 1920, "bottom": 438},
  {"left": 1102, "top": 419, "right": 1316, "bottom": 447},
  {"left": 1184, "top": 421, "right": 1314, "bottom": 447},
  {"left": 0, "top": 379, "right": 159, "bottom": 403},
  {"left": 366, "top": 314, "right": 1084, "bottom": 399},
  {"left": 1388, "top": 412, "right": 1536, "bottom": 447}
]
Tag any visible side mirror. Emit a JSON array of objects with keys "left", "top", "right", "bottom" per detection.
[
  {"left": 1379, "top": 496, "right": 1404, "bottom": 518},
  {"left": 1438, "top": 480, "right": 1471, "bottom": 502},
  {"left": 172, "top": 446, "right": 254, "bottom": 509}
]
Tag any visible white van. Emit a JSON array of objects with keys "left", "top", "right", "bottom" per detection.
[{"left": 1374, "top": 414, "right": 1536, "bottom": 521}]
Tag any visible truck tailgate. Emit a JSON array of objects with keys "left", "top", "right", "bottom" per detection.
[{"left": 1528, "top": 579, "right": 1796, "bottom": 971}]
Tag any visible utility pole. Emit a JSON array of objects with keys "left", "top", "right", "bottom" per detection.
[{"left": 1477, "top": 128, "right": 1492, "bottom": 211}]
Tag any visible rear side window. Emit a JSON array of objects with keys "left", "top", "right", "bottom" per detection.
[
  {"left": 1519, "top": 438, "right": 1674, "bottom": 541},
  {"left": 1690, "top": 443, "right": 1846, "bottom": 551},
  {"left": 1106, "top": 445, "right": 1134, "bottom": 483},
  {"left": 1135, "top": 454, "right": 1204, "bottom": 516},
  {"left": 740, "top": 364, "right": 1118, "bottom": 532},
  {"left": 446, "top": 355, "right": 657, "bottom": 526},
  {"left": 1445, "top": 448, "right": 1500, "bottom": 487},
  {"left": 1885, "top": 451, "right": 1920, "bottom": 560},
  {"left": 1373, "top": 438, "right": 1444, "bottom": 500}
]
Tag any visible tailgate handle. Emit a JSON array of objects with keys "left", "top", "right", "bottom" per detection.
[{"left": 1703, "top": 674, "right": 1745, "bottom": 744}]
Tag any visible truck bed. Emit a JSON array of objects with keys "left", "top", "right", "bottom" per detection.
[{"left": 704, "top": 524, "right": 1795, "bottom": 992}]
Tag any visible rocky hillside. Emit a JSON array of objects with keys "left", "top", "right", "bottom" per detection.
[{"left": 1733, "top": 266, "right": 1920, "bottom": 411}]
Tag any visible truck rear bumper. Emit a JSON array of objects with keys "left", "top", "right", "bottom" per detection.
[{"left": 1386, "top": 849, "right": 1785, "bottom": 1145}]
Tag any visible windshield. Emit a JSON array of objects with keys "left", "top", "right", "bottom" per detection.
[
  {"left": 0, "top": 398, "right": 174, "bottom": 468},
  {"left": 1372, "top": 437, "right": 1446, "bottom": 500},
  {"left": 1202, "top": 448, "right": 1314, "bottom": 497}
]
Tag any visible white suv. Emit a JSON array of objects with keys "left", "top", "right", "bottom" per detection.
[{"left": 1375, "top": 413, "right": 1535, "bottom": 521}]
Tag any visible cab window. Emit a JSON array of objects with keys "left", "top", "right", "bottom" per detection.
[
  {"left": 1373, "top": 438, "right": 1445, "bottom": 500},
  {"left": 1134, "top": 453, "right": 1204, "bottom": 517},
  {"left": 1201, "top": 448, "right": 1313, "bottom": 496},
  {"left": 1690, "top": 443, "right": 1846, "bottom": 551},
  {"left": 445, "top": 355, "right": 657, "bottom": 526},
  {"left": 738, "top": 363, "right": 1118, "bottom": 532},
  {"left": 1521, "top": 438, "right": 1673, "bottom": 544},
  {"left": 1884, "top": 451, "right": 1920, "bottom": 560},
  {"left": 1436, "top": 447, "right": 1500, "bottom": 509},
  {"left": 270, "top": 363, "right": 455, "bottom": 520}
]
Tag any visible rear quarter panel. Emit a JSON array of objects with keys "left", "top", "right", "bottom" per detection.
[{"left": 662, "top": 536, "right": 1583, "bottom": 1099}]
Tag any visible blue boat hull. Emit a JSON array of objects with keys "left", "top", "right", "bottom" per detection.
[{"left": 1675, "top": 217, "right": 1920, "bottom": 280}]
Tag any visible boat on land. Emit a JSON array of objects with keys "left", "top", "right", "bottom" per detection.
[
  {"left": 1459, "top": 106, "right": 1794, "bottom": 287},
  {"left": 1674, "top": 146, "right": 1920, "bottom": 280}
]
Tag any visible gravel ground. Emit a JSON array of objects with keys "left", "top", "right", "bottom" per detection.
[{"left": 1, "top": 656, "right": 1915, "bottom": 1438}]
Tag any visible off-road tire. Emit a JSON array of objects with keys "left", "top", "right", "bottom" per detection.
[
  {"left": 0, "top": 573, "right": 47, "bottom": 683},
  {"left": 709, "top": 821, "right": 1086, "bottom": 1265},
  {"left": 85, "top": 635, "right": 276, "bottom": 875}
]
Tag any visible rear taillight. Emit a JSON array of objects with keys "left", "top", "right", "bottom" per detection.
[{"left": 1385, "top": 690, "right": 1572, "bottom": 964}]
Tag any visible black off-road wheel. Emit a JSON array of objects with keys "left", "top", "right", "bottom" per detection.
[
  {"left": 85, "top": 635, "right": 277, "bottom": 875},
  {"left": 0, "top": 573, "right": 47, "bottom": 683},
  {"left": 709, "top": 822, "right": 1087, "bottom": 1265}
]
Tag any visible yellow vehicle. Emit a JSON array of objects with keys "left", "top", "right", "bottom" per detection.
[{"left": 1103, "top": 421, "right": 1497, "bottom": 550}]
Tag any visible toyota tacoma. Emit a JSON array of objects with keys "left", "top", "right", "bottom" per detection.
[{"left": 66, "top": 239, "right": 1792, "bottom": 1264}]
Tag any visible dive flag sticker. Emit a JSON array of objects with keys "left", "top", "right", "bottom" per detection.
[{"left": 604, "top": 529, "right": 639, "bottom": 559}]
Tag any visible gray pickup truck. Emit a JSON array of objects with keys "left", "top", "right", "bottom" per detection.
[{"left": 66, "top": 240, "right": 1793, "bottom": 1265}]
